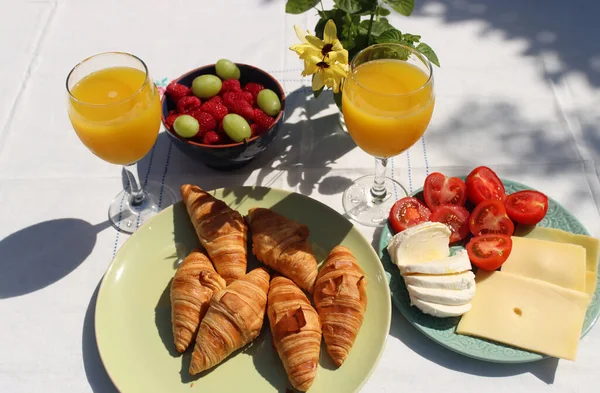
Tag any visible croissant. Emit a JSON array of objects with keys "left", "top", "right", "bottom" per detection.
[
  {"left": 267, "top": 276, "right": 321, "bottom": 391},
  {"left": 246, "top": 208, "right": 318, "bottom": 294},
  {"left": 170, "top": 250, "right": 226, "bottom": 353},
  {"left": 189, "top": 267, "right": 270, "bottom": 375},
  {"left": 180, "top": 184, "right": 248, "bottom": 284},
  {"left": 313, "top": 245, "right": 367, "bottom": 367}
]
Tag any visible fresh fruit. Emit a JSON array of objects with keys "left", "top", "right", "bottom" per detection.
[
  {"left": 165, "top": 81, "right": 190, "bottom": 102},
  {"left": 173, "top": 115, "right": 199, "bottom": 138},
  {"left": 229, "top": 99, "right": 255, "bottom": 122},
  {"left": 165, "top": 110, "right": 180, "bottom": 129},
  {"left": 223, "top": 91, "right": 252, "bottom": 109},
  {"left": 250, "top": 123, "right": 260, "bottom": 137},
  {"left": 202, "top": 130, "right": 222, "bottom": 145},
  {"left": 504, "top": 190, "right": 549, "bottom": 225},
  {"left": 256, "top": 89, "right": 281, "bottom": 116},
  {"left": 253, "top": 108, "right": 274, "bottom": 131},
  {"left": 208, "top": 95, "right": 223, "bottom": 104},
  {"left": 244, "top": 82, "right": 265, "bottom": 100},
  {"left": 465, "top": 166, "right": 506, "bottom": 205},
  {"left": 466, "top": 234, "right": 513, "bottom": 271},
  {"left": 430, "top": 205, "right": 470, "bottom": 243},
  {"left": 176, "top": 96, "right": 201, "bottom": 113},
  {"left": 389, "top": 197, "right": 432, "bottom": 233},
  {"left": 423, "top": 172, "right": 467, "bottom": 209},
  {"left": 200, "top": 101, "right": 228, "bottom": 122},
  {"left": 220, "top": 79, "right": 242, "bottom": 93},
  {"left": 469, "top": 199, "right": 515, "bottom": 236},
  {"left": 222, "top": 114, "right": 251, "bottom": 142},
  {"left": 192, "top": 75, "right": 222, "bottom": 99},
  {"left": 188, "top": 110, "right": 216, "bottom": 133},
  {"left": 215, "top": 59, "right": 240, "bottom": 80}
]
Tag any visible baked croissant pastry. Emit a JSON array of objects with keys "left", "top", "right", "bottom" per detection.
[
  {"left": 267, "top": 276, "right": 321, "bottom": 391},
  {"left": 189, "top": 267, "right": 270, "bottom": 375},
  {"left": 180, "top": 184, "right": 248, "bottom": 284},
  {"left": 313, "top": 245, "right": 367, "bottom": 367},
  {"left": 246, "top": 208, "right": 318, "bottom": 294},
  {"left": 170, "top": 249, "right": 226, "bottom": 353}
]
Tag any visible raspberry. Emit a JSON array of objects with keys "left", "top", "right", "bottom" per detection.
[
  {"left": 200, "top": 101, "right": 229, "bottom": 122},
  {"left": 208, "top": 95, "right": 223, "bottom": 105},
  {"left": 176, "top": 96, "right": 201, "bottom": 113},
  {"left": 165, "top": 81, "right": 190, "bottom": 103},
  {"left": 196, "top": 111, "right": 217, "bottom": 132},
  {"left": 222, "top": 91, "right": 253, "bottom": 110},
  {"left": 220, "top": 79, "right": 242, "bottom": 94},
  {"left": 253, "top": 108, "right": 274, "bottom": 131},
  {"left": 250, "top": 123, "right": 261, "bottom": 137},
  {"left": 229, "top": 100, "right": 255, "bottom": 122},
  {"left": 202, "top": 131, "right": 221, "bottom": 145},
  {"left": 244, "top": 82, "right": 265, "bottom": 100},
  {"left": 165, "top": 110, "right": 181, "bottom": 130}
]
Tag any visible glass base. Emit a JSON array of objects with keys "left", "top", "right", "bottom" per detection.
[
  {"left": 342, "top": 175, "right": 408, "bottom": 227},
  {"left": 108, "top": 180, "right": 178, "bottom": 234},
  {"left": 338, "top": 111, "right": 349, "bottom": 133}
]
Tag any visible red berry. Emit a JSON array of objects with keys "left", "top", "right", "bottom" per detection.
[
  {"left": 229, "top": 100, "right": 255, "bottom": 122},
  {"left": 200, "top": 101, "right": 229, "bottom": 122},
  {"left": 244, "top": 82, "right": 265, "bottom": 100},
  {"left": 253, "top": 108, "right": 274, "bottom": 130},
  {"left": 202, "top": 131, "right": 221, "bottom": 145},
  {"left": 208, "top": 95, "right": 223, "bottom": 105},
  {"left": 222, "top": 91, "right": 253, "bottom": 110},
  {"left": 220, "top": 79, "right": 242, "bottom": 94},
  {"left": 250, "top": 123, "right": 261, "bottom": 137},
  {"left": 165, "top": 111, "right": 181, "bottom": 130},
  {"left": 176, "top": 96, "right": 201, "bottom": 113},
  {"left": 165, "top": 81, "right": 190, "bottom": 103}
]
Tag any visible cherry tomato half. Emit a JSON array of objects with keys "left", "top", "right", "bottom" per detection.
[
  {"left": 465, "top": 166, "right": 506, "bottom": 205},
  {"left": 469, "top": 199, "right": 515, "bottom": 236},
  {"left": 430, "top": 205, "right": 470, "bottom": 243},
  {"left": 423, "top": 172, "right": 467, "bottom": 210},
  {"left": 466, "top": 234, "right": 513, "bottom": 271},
  {"left": 504, "top": 190, "right": 549, "bottom": 226},
  {"left": 389, "top": 197, "right": 432, "bottom": 233}
]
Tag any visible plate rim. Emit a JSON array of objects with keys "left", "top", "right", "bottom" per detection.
[
  {"left": 95, "top": 186, "right": 392, "bottom": 393},
  {"left": 378, "top": 177, "right": 600, "bottom": 364}
]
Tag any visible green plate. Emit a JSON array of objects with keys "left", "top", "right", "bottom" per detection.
[
  {"left": 96, "top": 187, "right": 391, "bottom": 393},
  {"left": 378, "top": 178, "right": 600, "bottom": 363}
]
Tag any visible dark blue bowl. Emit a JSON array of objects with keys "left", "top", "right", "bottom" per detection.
[{"left": 161, "top": 63, "right": 285, "bottom": 170}]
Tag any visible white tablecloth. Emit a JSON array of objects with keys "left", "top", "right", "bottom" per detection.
[{"left": 1, "top": 0, "right": 600, "bottom": 392}]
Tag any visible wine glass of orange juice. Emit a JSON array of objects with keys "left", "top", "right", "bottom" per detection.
[
  {"left": 66, "top": 52, "right": 176, "bottom": 233},
  {"left": 341, "top": 43, "right": 434, "bottom": 226}
]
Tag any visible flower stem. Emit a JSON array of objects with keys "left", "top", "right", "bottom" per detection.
[
  {"left": 366, "top": 10, "right": 376, "bottom": 45},
  {"left": 319, "top": 0, "right": 325, "bottom": 11}
]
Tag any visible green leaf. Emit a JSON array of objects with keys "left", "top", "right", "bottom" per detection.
[
  {"left": 358, "top": 18, "right": 393, "bottom": 37},
  {"left": 375, "top": 28, "right": 403, "bottom": 44},
  {"left": 285, "top": 0, "right": 320, "bottom": 14},
  {"left": 313, "top": 81, "right": 325, "bottom": 98},
  {"left": 378, "top": 7, "right": 391, "bottom": 16},
  {"left": 417, "top": 42, "right": 440, "bottom": 67},
  {"left": 382, "top": 0, "right": 414, "bottom": 16},
  {"left": 315, "top": 9, "right": 346, "bottom": 39},
  {"left": 334, "top": 0, "right": 362, "bottom": 14},
  {"left": 333, "top": 91, "right": 343, "bottom": 111},
  {"left": 402, "top": 33, "right": 421, "bottom": 44}
]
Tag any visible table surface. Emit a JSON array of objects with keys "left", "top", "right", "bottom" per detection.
[{"left": 1, "top": 0, "right": 600, "bottom": 392}]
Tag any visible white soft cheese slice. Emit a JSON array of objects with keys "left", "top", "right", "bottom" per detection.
[
  {"left": 387, "top": 222, "right": 451, "bottom": 268},
  {"left": 409, "top": 296, "right": 472, "bottom": 318},
  {"left": 407, "top": 284, "right": 476, "bottom": 306},
  {"left": 404, "top": 271, "right": 475, "bottom": 290},
  {"left": 400, "top": 250, "right": 472, "bottom": 275}
]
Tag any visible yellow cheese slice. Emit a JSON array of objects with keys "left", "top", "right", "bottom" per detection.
[
  {"left": 501, "top": 237, "right": 586, "bottom": 292},
  {"left": 516, "top": 226, "right": 599, "bottom": 295},
  {"left": 456, "top": 270, "right": 589, "bottom": 360}
]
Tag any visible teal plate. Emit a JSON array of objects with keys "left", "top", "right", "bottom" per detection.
[{"left": 378, "top": 178, "right": 600, "bottom": 363}]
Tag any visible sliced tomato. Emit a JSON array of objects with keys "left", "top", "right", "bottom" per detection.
[
  {"left": 504, "top": 190, "right": 549, "bottom": 225},
  {"left": 469, "top": 200, "right": 515, "bottom": 236},
  {"left": 430, "top": 205, "right": 470, "bottom": 243},
  {"left": 423, "top": 172, "right": 467, "bottom": 210},
  {"left": 466, "top": 234, "right": 513, "bottom": 271},
  {"left": 465, "top": 166, "right": 506, "bottom": 205},
  {"left": 389, "top": 197, "right": 432, "bottom": 233}
]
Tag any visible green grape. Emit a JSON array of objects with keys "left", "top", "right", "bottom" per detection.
[
  {"left": 215, "top": 59, "right": 240, "bottom": 80},
  {"left": 173, "top": 115, "right": 199, "bottom": 138},
  {"left": 256, "top": 89, "right": 281, "bottom": 116},
  {"left": 192, "top": 75, "right": 222, "bottom": 98},
  {"left": 222, "top": 114, "right": 251, "bottom": 142}
]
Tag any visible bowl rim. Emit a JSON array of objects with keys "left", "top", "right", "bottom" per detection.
[{"left": 161, "top": 63, "right": 285, "bottom": 149}]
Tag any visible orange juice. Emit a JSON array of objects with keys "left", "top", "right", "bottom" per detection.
[
  {"left": 68, "top": 66, "right": 160, "bottom": 165},
  {"left": 342, "top": 59, "right": 434, "bottom": 158}
]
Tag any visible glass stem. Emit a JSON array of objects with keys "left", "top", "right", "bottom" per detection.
[
  {"left": 123, "top": 163, "right": 146, "bottom": 206},
  {"left": 371, "top": 157, "right": 388, "bottom": 200}
]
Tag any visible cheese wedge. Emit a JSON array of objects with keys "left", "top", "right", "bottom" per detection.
[
  {"left": 501, "top": 237, "right": 587, "bottom": 292},
  {"left": 456, "top": 270, "right": 589, "bottom": 360},
  {"left": 516, "top": 226, "right": 599, "bottom": 295},
  {"left": 409, "top": 296, "right": 472, "bottom": 318},
  {"left": 400, "top": 250, "right": 471, "bottom": 275},
  {"left": 387, "top": 222, "right": 451, "bottom": 268},
  {"left": 407, "top": 284, "right": 475, "bottom": 306},
  {"left": 404, "top": 271, "right": 475, "bottom": 290}
]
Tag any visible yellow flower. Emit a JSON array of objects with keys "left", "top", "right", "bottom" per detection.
[{"left": 311, "top": 61, "right": 348, "bottom": 93}]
